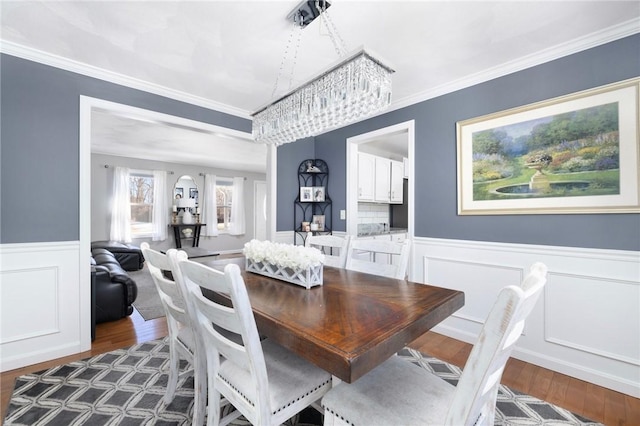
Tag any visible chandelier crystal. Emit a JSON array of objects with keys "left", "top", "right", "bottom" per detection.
[{"left": 252, "top": 48, "right": 393, "bottom": 145}]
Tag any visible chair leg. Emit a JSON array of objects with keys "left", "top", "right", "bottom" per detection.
[
  {"left": 164, "top": 340, "right": 179, "bottom": 405},
  {"left": 192, "top": 352, "right": 207, "bottom": 426},
  {"left": 207, "top": 373, "right": 222, "bottom": 426}
]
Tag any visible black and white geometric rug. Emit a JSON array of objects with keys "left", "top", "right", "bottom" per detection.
[{"left": 4, "top": 338, "right": 602, "bottom": 426}]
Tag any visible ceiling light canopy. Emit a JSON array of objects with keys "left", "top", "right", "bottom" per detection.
[{"left": 251, "top": 1, "right": 395, "bottom": 146}]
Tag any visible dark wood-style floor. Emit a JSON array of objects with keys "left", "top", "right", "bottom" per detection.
[{"left": 2, "top": 309, "right": 639, "bottom": 425}]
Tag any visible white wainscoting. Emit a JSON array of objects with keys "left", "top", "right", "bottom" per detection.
[
  {"left": 0, "top": 241, "right": 87, "bottom": 372},
  {"left": 413, "top": 237, "right": 640, "bottom": 397}
]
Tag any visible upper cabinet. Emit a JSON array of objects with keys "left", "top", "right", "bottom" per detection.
[
  {"left": 358, "top": 153, "right": 375, "bottom": 202},
  {"left": 390, "top": 160, "right": 404, "bottom": 203},
  {"left": 358, "top": 152, "right": 404, "bottom": 204},
  {"left": 374, "top": 156, "right": 390, "bottom": 202}
]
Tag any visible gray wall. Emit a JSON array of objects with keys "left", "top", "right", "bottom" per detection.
[
  {"left": 2, "top": 35, "right": 639, "bottom": 251},
  {"left": 92, "top": 154, "right": 265, "bottom": 252},
  {"left": 278, "top": 34, "right": 640, "bottom": 251},
  {"left": 276, "top": 137, "right": 315, "bottom": 231},
  {"left": 1, "top": 54, "right": 250, "bottom": 244}
]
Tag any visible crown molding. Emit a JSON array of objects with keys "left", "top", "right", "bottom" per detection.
[
  {"left": 0, "top": 40, "right": 251, "bottom": 120},
  {"left": 387, "top": 18, "right": 640, "bottom": 113},
  {"left": 2, "top": 17, "right": 638, "bottom": 120}
]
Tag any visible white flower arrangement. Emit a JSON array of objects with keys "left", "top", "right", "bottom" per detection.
[{"left": 243, "top": 239, "right": 325, "bottom": 269}]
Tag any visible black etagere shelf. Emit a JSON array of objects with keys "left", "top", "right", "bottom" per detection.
[{"left": 294, "top": 159, "right": 332, "bottom": 246}]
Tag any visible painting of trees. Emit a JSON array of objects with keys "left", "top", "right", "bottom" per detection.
[{"left": 471, "top": 102, "right": 621, "bottom": 200}]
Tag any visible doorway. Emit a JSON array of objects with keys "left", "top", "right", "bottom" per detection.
[
  {"left": 345, "top": 120, "right": 415, "bottom": 276},
  {"left": 79, "top": 96, "right": 277, "bottom": 349}
]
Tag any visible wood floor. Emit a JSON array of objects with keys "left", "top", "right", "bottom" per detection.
[{"left": 2, "top": 309, "right": 639, "bottom": 425}]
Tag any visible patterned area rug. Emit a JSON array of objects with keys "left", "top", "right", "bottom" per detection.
[{"left": 4, "top": 339, "right": 602, "bottom": 426}]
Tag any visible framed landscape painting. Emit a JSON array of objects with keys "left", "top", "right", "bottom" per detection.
[{"left": 457, "top": 79, "right": 639, "bottom": 215}]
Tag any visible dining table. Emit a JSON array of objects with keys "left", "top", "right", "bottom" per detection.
[{"left": 200, "top": 257, "right": 465, "bottom": 383}]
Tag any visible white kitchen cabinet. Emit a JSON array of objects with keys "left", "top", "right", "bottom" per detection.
[
  {"left": 374, "top": 156, "right": 391, "bottom": 202},
  {"left": 390, "top": 160, "right": 404, "bottom": 204},
  {"left": 358, "top": 152, "right": 375, "bottom": 202},
  {"left": 373, "top": 234, "right": 391, "bottom": 264},
  {"left": 359, "top": 153, "right": 405, "bottom": 204},
  {"left": 353, "top": 234, "right": 393, "bottom": 264},
  {"left": 390, "top": 233, "right": 408, "bottom": 270}
]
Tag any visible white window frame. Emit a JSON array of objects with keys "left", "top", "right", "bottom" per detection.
[
  {"left": 129, "top": 170, "right": 155, "bottom": 238},
  {"left": 216, "top": 177, "right": 233, "bottom": 233}
]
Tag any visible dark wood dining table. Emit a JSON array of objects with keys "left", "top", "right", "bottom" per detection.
[{"left": 200, "top": 257, "right": 465, "bottom": 383}]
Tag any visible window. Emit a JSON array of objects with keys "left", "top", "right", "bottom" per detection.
[
  {"left": 129, "top": 172, "right": 154, "bottom": 237},
  {"left": 216, "top": 179, "right": 233, "bottom": 231}
]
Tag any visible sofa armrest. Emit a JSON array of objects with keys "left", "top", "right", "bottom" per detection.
[
  {"left": 110, "top": 273, "right": 138, "bottom": 306},
  {"left": 91, "top": 241, "right": 145, "bottom": 271},
  {"left": 94, "top": 269, "right": 127, "bottom": 322}
]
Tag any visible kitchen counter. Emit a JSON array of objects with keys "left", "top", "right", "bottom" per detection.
[{"left": 357, "top": 224, "right": 407, "bottom": 237}]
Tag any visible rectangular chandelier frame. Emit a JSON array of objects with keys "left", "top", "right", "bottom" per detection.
[{"left": 251, "top": 47, "right": 395, "bottom": 145}]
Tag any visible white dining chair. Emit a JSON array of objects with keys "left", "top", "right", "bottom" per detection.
[
  {"left": 140, "top": 243, "right": 206, "bottom": 425},
  {"left": 345, "top": 238, "right": 410, "bottom": 279},
  {"left": 174, "top": 256, "right": 332, "bottom": 426},
  {"left": 322, "top": 262, "right": 548, "bottom": 426},
  {"left": 305, "top": 233, "right": 351, "bottom": 268}
]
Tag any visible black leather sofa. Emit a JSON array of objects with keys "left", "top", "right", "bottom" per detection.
[
  {"left": 91, "top": 241, "right": 145, "bottom": 271},
  {"left": 91, "top": 248, "right": 138, "bottom": 323}
]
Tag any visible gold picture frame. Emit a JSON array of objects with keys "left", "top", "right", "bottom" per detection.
[{"left": 457, "top": 78, "right": 639, "bottom": 215}]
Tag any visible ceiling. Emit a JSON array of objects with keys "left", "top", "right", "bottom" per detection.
[{"left": 2, "top": 1, "right": 638, "bottom": 171}]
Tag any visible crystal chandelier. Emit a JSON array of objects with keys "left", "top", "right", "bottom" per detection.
[{"left": 251, "top": 1, "right": 394, "bottom": 146}]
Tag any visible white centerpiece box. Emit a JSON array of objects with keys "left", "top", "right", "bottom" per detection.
[{"left": 243, "top": 240, "right": 325, "bottom": 289}]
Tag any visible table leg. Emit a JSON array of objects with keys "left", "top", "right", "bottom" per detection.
[
  {"left": 174, "top": 226, "right": 182, "bottom": 248},
  {"left": 193, "top": 225, "right": 201, "bottom": 247}
]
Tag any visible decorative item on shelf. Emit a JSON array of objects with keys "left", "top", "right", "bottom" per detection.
[
  {"left": 306, "top": 160, "right": 322, "bottom": 173},
  {"left": 312, "top": 214, "right": 325, "bottom": 231},
  {"left": 182, "top": 209, "right": 193, "bottom": 224},
  {"left": 300, "top": 186, "right": 313, "bottom": 202},
  {"left": 251, "top": 0, "right": 394, "bottom": 146},
  {"left": 243, "top": 239, "right": 325, "bottom": 289},
  {"left": 302, "top": 221, "right": 310, "bottom": 232},
  {"left": 313, "top": 186, "right": 325, "bottom": 202},
  {"left": 177, "top": 198, "right": 196, "bottom": 224},
  {"left": 182, "top": 228, "right": 193, "bottom": 238},
  {"left": 172, "top": 205, "right": 178, "bottom": 224}
]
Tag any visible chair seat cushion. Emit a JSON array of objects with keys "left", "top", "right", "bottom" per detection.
[
  {"left": 217, "top": 339, "right": 331, "bottom": 416},
  {"left": 322, "top": 356, "right": 455, "bottom": 426}
]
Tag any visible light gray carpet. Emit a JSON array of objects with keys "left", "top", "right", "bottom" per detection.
[
  {"left": 130, "top": 256, "right": 244, "bottom": 321},
  {"left": 129, "top": 265, "right": 165, "bottom": 321},
  {"left": 4, "top": 339, "right": 601, "bottom": 426}
]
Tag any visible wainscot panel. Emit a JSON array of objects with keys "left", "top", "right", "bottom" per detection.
[
  {"left": 0, "top": 241, "right": 85, "bottom": 371},
  {"left": 413, "top": 237, "right": 640, "bottom": 398}
]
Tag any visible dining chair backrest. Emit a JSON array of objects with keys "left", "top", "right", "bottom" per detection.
[
  {"left": 445, "top": 262, "right": 548, "bottom": 425},
  {"left": 345, "top": 238, "right": 410, "bottom": 280},
  {"left": 305, "top": 233, "right": 351, "bottom": 268},
  {"left": 140, "top": 243, "right": 190, "bottom": 335},
  {"left": 176, "top": 258, "right": 271, "bottom": 423},
  {"left": 141, "top": 243, "right": 209, "bottom": 425}
]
